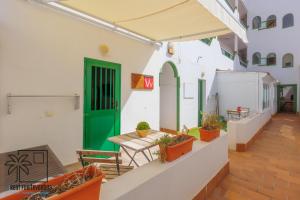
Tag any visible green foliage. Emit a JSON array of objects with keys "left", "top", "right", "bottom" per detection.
[
  {"left": 155, "top": 134, "right": 192, "bottom": 162},
  {"left": 155, "top": 134, "right": 191, "bottom": 146},
  {"left": 218, "top": 115, "right": 227, "bottom": 131},
  {"left": 201, "top": 113, "right": 223, "bottom": 130},
  {"left": 155, "top": 135, "right": 174, "bottom": 146},
  {"left": 136, "top": 121, "right": 150, "bottom": 130}
]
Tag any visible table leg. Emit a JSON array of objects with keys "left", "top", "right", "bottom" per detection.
[
  {"left": 121, "top": 146, "right": 139, "bottom": 167},
  {"left": 148, "top": 149, "right": 154, "bottom": 161},
  {"left": 142, "top": 150, "right": 151, "bottom": 162}
]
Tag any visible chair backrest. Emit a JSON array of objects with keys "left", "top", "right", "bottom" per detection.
[{"left": 76, "top": 150, "right": 122, "bottom": 167}]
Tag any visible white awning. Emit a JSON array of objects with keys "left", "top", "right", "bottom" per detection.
[{"left": 43, "top": 0, "right": 247, "bottom": 43}]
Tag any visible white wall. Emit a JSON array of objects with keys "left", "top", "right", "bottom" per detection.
[
  {"left": 217, "top": 72, "right": 260, "bottom": 117},
  {"left": 228, "top": 109, "right": 272, "bottom": 150},
  {"left": 245, "top": 0, "right": 300, "bottom": 112},
  {"left": 0, "top": 0, "right": 238, "bottom": 165},
  {"left": 101, "top": 134, "right": 228, "bottom": 200},
  {"left": 217, "top": 71, "right": 277, "bottom": 118},
  {"left": 160, "top": 63, "right": 177, "bottom": 130}
]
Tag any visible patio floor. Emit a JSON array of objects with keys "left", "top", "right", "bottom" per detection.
[{"left": 207, "top": 114, "right": 300, "bottom": 200}]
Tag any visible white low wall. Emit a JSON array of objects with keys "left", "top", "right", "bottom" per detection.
[
  {"left": 101, "top": 133, "right": 228, "bottom": 200},
  {"left": 227, "top": 110, "right": 272, "bottom": 150}
]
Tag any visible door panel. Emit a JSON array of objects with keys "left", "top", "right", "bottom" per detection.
[
  {"left": 198, "top": 79, "right": 206, "bottom": 127},
  {"left": 84, "top": 58, "right": 121, "bottom": 151}
]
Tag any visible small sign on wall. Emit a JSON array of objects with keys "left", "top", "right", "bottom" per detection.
[
  {"left": 131, "top": 73, "right": 154, "bottom": 90},
  {"left": 184, "top": 82, "right": 194, "bottom": 99}
]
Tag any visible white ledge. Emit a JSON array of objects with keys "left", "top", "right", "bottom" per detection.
[{"left": 101, "top": 132, "right": 228, "bottom": 200}]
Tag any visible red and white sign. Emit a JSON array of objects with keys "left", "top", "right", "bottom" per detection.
[
  {"left": 131, "top": 73, "right": 154, "bottom": 90},
  {"left": 144, "top": 76, "right": 154, "bottom": 89}
]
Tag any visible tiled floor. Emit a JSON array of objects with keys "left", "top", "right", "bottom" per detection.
[{"left": 208, "top": 114, "right": 300, "bottom": 200}]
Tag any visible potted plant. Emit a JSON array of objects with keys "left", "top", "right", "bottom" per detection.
[
  {"left": 136, "top": 121, "right": 151, "bottom": 137},
  {"left": 199, "top": 113, "right": 222, "bottom": 142},
  {"left": 155, "top": 134, "right": 194, "bottom": 162},
  {"left": 2, "top": 165, "right": 104, "bottom": 200}
]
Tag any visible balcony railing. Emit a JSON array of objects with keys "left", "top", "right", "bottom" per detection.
[
  {"left": 258, "top": 20, "right": 276, "bottom": 30},
  {"left": 257, "top": 58, "right": 276, "bottom": 66},
  {"left": 224, "top": 0, "right": 235, "bottom": 12},
  {"left": 221, "top": 48, "right": 235, "bottom": 60},
  {"left": 200, "top": 37, "right": 214, "bottom": 46},
  {"left": 239, "top": 58, "right": 248, "bottom": 67}
]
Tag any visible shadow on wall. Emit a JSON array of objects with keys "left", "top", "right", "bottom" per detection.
[
  {"left": 119, "top": 45, "right": 158, "bottom": 113},
  {"left": 206, "top": 72, "right": 219, "bottom": 114}
]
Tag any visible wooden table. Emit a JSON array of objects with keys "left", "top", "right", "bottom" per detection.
[{"left": 108, "top": 130, "right": 171, "bottom": 167}]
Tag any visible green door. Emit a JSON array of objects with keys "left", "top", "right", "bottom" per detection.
[
  {"left": 84, "top": 58, "right": 121, "bottom": 151},
  {"left": 198, "top": 79, "right": 206, "bottom": 127},
  {"left": 277, "top": 84, "right": 297, "bottom": 113}
]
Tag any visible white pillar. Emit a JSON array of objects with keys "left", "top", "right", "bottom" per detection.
[
  {"left": 234, "top": 35, "right": 238, "bottom": 54},
  {"left": 235, "top": 0, "right": 239, "bottom": 11},
  {"left": 234, "top": 0, "right": 240, "bottom": 19}
]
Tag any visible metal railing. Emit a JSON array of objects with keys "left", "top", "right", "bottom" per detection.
[
  {"left": 200, "top": 37, "right": 214, "bottom": 46},
  {"left": 221, "top": 48, "right": 235, "bottom": 60},
  {"left": 224, "top": 0, "right": 235, "bottom": 12},
  {"left": 239, "top": 58, "right": 248, "bottom": 67}
]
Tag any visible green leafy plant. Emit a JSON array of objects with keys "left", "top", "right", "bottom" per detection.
[
  {"left": 136, "top": 121, "right": 150, "bottom": 130},
  {"left": 218, "top": 115, "right": 227, "bottom": 131},
  {"left": 201, "top": 113, "right": 222, "bottom": 130},
  {"left": 154, "top": 135, "right": 174, "bottom": 146},
  {"left": 154, "top": 134, "right": 192, "bottom": 162},
  {"left": 154, "top": 135, "right": 174, "bottom": 162}
]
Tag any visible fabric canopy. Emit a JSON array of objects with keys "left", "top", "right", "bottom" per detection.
[{"left": 51, "top": 0, "right": 247, "bottom": 43}]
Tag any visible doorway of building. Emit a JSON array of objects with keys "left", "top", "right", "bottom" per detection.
[
  {"left": 198, "top": 79, "right": 206, "bottom": 127},
  {"left": 278, "top": 84, "right": 297, "bottom": 113},
  {"left": 159, "top": 62, "right": 180, "bottom": 133},
  {"left": 84, "top": 58, "right": 121, "bottom": 151}
]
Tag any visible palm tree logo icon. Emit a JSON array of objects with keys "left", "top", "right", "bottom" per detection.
[{"left": 5, "top": 153, "right": 32, "bottom": 182}]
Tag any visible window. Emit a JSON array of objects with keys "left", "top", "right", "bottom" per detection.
[
  {"left": 263, "top": 84, "right": 270, "bottom": 109},
  {"left": 252, "top": 52, "right": 261, "bottom": 64},
  {"left": 266, "top": 15, "right": 276, "bottom": 28},
  {"left": 283, "top": 13, "right": 294, "bottom": 28},
  {"left": 252, "top": 16, "right": 261, "bottom": 29},
  {"left": 283, "top": 54, "right": 294, "bottom": 67},
  {"left": 267, "top": 53, "right": 276, "bottom": 66}
]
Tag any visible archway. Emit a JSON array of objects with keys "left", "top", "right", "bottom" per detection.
[{"left": 159, "top": 61, "right": 180, "bottom": 133}]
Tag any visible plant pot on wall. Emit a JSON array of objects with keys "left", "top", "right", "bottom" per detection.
[
  {"left": 2, "top": 165, "right": 104, "bottom": 200},
  {"left": 199, "top": 128, "right": 220, "bottom": 142},
  {"left": 165, "top": 135, "right": 194, "bottom": 162}
]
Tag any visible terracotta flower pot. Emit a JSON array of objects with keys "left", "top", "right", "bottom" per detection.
[
  {"left": 158, "top": 144, "right": 167, "bottom": 163},
  {"left": 2, "top": 165, "right": 104, "bottom": 200},
  {"left": 165, "top": 135, "right": 194, "bottom": 162},
  {"left": 136, "top": 129, "right": 150, "bottom": 137},
  {"left": 199, "top": 128, "right": 220, "bottom": 142}
]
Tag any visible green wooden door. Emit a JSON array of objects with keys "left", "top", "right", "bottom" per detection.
[
  {"left": 198, "top": 79, "right": 206, "bottom": 127},
  {"left": 84, "top": 58, "right": 121, "bottom": 151}
]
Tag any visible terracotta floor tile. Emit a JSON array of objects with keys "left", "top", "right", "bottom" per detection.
[{"left": 208, "top": 114, "right": 300, "bottom": 200}]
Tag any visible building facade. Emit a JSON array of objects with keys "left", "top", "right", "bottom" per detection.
[
  {"left": 245, "top": 0, "right": 300, "bottom": 113},
  {"left": 0, "top": 0, "right": 283, "bottom": 166}
]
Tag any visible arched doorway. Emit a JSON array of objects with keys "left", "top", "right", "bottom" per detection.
[{"left": 159, "top": 61, "right": 180, "bottom": 133}]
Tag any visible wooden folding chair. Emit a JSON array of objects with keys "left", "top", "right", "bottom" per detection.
[{"left": 76, "top": 150, "right": 133, "bottom": 181}]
